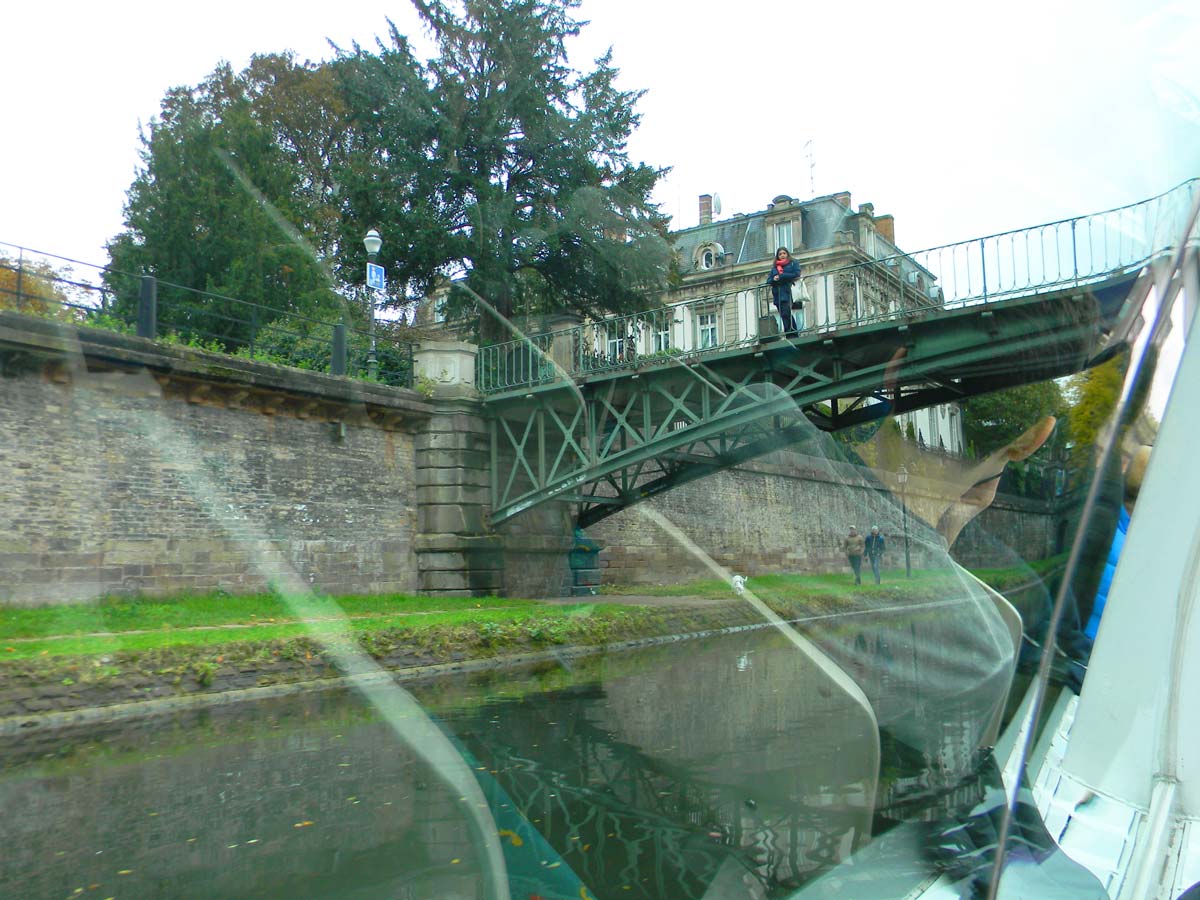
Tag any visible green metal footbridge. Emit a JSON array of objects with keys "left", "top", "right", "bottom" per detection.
[{"left": 478, "top": 181, "right": 1198, "bottom": 526}]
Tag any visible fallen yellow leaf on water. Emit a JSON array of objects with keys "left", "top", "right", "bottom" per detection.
[
  {"left": 293, "top": 821, "right": 314, "bottom": 828},
  {"left": 117, "top": 869, "right": 133, "bottom": 875},
  {"left": 450, "top": 858, "right": 461, "bottom": 865}
]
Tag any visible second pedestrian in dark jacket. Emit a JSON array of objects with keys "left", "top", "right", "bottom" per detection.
[{"left": 865, "top": 526, "right": 886, "bottom": 584}]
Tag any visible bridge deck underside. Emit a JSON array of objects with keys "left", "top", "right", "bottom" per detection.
[{"left": 486, "top": 277, "right": 1138, "bottom": 527}]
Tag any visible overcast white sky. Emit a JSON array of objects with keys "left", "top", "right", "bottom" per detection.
[{"left": 2, "top": 0, "right": 1197, "bottom": 275}]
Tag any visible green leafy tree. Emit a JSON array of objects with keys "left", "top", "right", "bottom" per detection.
[
  {"left": 104, "top": 59, "right": 341, "bottom": 350},
  {"left": 1063, "top": 354, "right": 1128, "bottom": 467},
  {"left": 337, "top": 0, "right": 672, "bottom": 344},
  {"left": 105, "top": 3, "right": 671, "bottom": 352},
  {"left": 961, "top": 381, "right": 1068, "bottom": 458}
]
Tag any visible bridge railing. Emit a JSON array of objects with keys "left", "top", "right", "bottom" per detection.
[
  {"left": 477, "top": 286, "right": 773, "bottom": 393},
  {"left": 478, "top": 178, "right": 1199, "bottom": 393},
  {"left": 0, "top": 242, "right": 416, "bottom": 387}
]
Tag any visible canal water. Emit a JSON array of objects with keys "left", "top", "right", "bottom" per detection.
[{"left": 0, "top": 618, "right": 1008, "bottom": 899}]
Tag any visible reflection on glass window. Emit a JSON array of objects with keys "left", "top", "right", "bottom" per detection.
[
  {"left": 775, "top": 221, "right": 792, "bottom": 251},
  {"left": 654, "top": 323, "right": 670, "bottom": 352}
]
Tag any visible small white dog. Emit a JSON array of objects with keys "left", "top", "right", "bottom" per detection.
[{"left": 731, "top": 575, "right": 747, "bottom": 596}]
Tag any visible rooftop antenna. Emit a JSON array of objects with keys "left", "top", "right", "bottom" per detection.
[
  {"left": 804, "top": 141, "right": 815, "bottom": 197},
  {"left": 712, "top": 193, "right": 722, "bottom": 217}
]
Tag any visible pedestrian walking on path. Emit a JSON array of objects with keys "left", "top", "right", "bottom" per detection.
[
  {"left": 842, "top": 526, "right": 865, "bottom": 585},
  {"left": 865, "top": 526, "right": 886, "bottom": 584}
]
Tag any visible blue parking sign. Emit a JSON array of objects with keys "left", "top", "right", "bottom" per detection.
[{"left": 366, "top": 262, "right": 386, "bottom": 291}]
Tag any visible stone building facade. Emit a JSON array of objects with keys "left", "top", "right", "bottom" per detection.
[{"left": 668, "top": 190, "right": 964, "bottom": 454}]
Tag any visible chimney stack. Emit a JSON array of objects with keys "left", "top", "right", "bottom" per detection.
[{"left": 699, "top": 194, "right": 713, "bottom": 225}]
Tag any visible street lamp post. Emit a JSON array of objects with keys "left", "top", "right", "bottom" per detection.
[
  {"left": 363, "top": 228, "right": 382, "bottom": 380},
  {"left": 897, "top": 465, "right": 912, "bottom": 578}
]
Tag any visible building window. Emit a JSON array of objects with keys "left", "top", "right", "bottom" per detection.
[
  {"left": 697, "top": 312, "right": 718, "bottom": 349},
  {"left": 606, "top": 333, "right": 625, "bottom": 361},
  {"left": 774, "top": 222, "right": 792, "bottom": 251},
  {"left": 694, "top": 241, "right": 724, "bottom": 271},
  {"left": 653, "top": 323, "right": 671, "bottom": 352}
]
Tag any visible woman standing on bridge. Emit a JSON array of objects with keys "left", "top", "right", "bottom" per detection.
[{"left": 767, "top": 247, "right": 802, "bottom": 335}]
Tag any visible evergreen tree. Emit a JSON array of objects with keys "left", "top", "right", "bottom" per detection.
[
  {"left": 105, "top": 2, "right": 671, "bottom": 350},
  {"left": 339, "top": 0, "right": 672, "bottom": 343}
]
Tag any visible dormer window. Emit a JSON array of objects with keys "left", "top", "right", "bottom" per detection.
[
  {"left": 774, "top": 222, "right": 792, "bottom": 252},
  {"left": 694, "top": 241, "right": 724, "bottom": 271}
]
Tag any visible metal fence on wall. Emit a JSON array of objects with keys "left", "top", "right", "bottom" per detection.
[{"left": 0, "top": 244, "right": 415, "bottom": 388}]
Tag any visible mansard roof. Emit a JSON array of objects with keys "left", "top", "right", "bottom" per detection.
[{"left": 671, "top": 191, "right": 904, "bottom": 276}]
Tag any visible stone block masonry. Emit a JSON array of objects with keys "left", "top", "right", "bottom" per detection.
[
  {"left": 0, "top": 313, "right": 430, "bottom": 606},
  {"left": 413, "top": 383, "right": 505, "bottom": 597},
  {"left": 587, "top": 448, "right": 1066, "bottom": 585},
  {"left": 0, "top": 314, "right": 1068, "bottom": 605}
]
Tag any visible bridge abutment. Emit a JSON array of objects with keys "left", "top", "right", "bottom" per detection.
[
  {"left": 413, "top": 341, "right": 573, "bottom": 598},
  {"left": 414, "top": 385, "right": 505, "bottom": 596},
  {"left": 413, "top": 343, "right": 502, "bottom": 596}
]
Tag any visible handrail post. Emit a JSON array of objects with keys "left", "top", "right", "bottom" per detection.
[
  {"left": 331, "top": 324, "right": 347, "bottom": 376},
  {"left": 137, "top": 275, "right": 157, "bottom": 339},
  {"left": 15, "top": 249, "right": 24, "bottom": 312},
  {"left": 1071, "top": 219, "right": 1079, "bottom": 285},
  {"left": 979, "top": 238, "right": 989, "bottom": 303}
]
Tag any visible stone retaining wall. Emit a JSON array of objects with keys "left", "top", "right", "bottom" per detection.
[
  {"left": 1, "top": 315, "right": 1067, "bottom": 604},
  {"left": 588, "top": 448, "right": 1068, "bottom": 585},
  {"left": 0, "top": 314, "right": 429, "bottom": 605}
]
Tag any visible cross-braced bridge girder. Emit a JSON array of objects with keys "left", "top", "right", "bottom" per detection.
[{"left": 486, "top": 277, "right": 1136, "bottom": 527}]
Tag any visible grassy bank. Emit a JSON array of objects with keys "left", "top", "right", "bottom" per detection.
[
  {"left": 2, "top": 561, "right": 1060, "bottom": 662},
  {"left": 0, "top": 561, "right": 1061, "bottom": 719}
]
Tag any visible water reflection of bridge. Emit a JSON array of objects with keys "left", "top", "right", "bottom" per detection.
[
  {"left": 480, "top": 181, "right": 1197, "bottom": 526},
  {"left": 453, "top": 629, "right": 999, "bottom": 898}
]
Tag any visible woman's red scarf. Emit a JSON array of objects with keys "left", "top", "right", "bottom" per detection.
[{"left": 775, "top": 259, "right": 787, "bottom": 274}]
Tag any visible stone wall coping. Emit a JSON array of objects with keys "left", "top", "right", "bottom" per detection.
[
  {"left": 0, "top": 311, "right": 432, "bottom": 419},
  {"left": 416, "top": 339, "right": 478, "bottom": 353}
]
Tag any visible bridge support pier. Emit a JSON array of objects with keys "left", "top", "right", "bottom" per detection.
[
  {"left": 414, "top": 343, "right": 503, "bottom": 597},
  {"left": 413, "top": 342, "right": 573, "bottom": 598}
]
